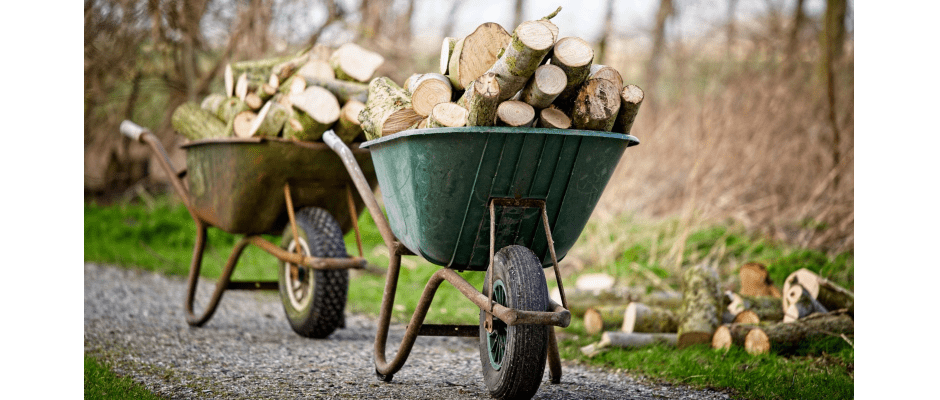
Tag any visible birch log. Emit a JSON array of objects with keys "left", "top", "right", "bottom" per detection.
[
  {"left": 427, "top": 102, "right": 468, "bottom": 128},
  {"left": 488, "top": 20, "right": 556, "bottom": 101},
  {"left": 520, "top": 64, "right": 566, "bottom": 109},
  {"left": 571, "top": 78, "right": 621, "bottom": 131},
  {"left": 496, "top": 100, "right": 535, "bottom": 127},
  {"left": 332, "top": 100, "right": 366, "bottom": 143},
  {"left": 676, "top": 263, "right": 722, "bottom": 348},
  {"left": 447, "top": 23, "right": 512, "bottom": 90},
  {"left": 782, "top": 268, "right": 854, "bottom": 315},
  {"left": 551, "top": 37, "right": 594, "bottom": 102},
  {"left": 458, "top": 72, "right": 500, "bottom": 127},
  {"left": 171, "top": 102, "right": 229, "bottom": 140},
  {"left": 329, "top": 43, "right": 385, "bottom": 82},
  {"left": 359, "top": 77, "right": 423, "bottom": 140},
  {"left": 405, "top": 73, "right": 453, "bottom": 117}
]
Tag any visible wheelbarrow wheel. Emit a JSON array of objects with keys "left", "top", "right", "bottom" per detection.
[
  {"left": 277, "top": 207, "right": 349, "bottom": 338},
  {"left": 479, "top": 245, "right": 549, "bottom": 400}
]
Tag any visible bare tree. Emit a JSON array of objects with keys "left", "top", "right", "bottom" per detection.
[
  {"left": 646, "top": 0, "right": 675, "bottom": 96},
  {"left": 596, "top": 0, "right": 616, "bottom": 65}
]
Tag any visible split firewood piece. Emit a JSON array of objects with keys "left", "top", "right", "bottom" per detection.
[
  {"left": 216, "top": 97, "right": 250, "bottom": 125},
  {"left": 332, "top": 100, "right": 366, "bottom": 143},
  {"left": 488, "top": 20, "right": 556, "bottom": 101},
  {"left": 583, "top": 305, "right": 626, "bottom": 335},
  {"left": 200, "top": 94, "right": 227, "bottom": 115},
  {"left": 245, "top": 92, "right": 264, "bottom": 110},
  {"left": 404, "top": 73, "right": 453, "bottom": 117},
  {"left": 536, "top": 107, "right": 571, "bottom": 129},
  {"left": 458, "top": 72, "right": 500, "bottom": 126},
  {"left": 278, "top": 75, "right": 308, "bottom": 97},
  {"left": 751, "top": 312, "right": 853, "bottom": 355},
  {"left": 496, "top": 100, "right": 535, "bottom": 127},
  {"left": 550, "top": 37, "right": 595, "bottom": 102},
  {"left": 296, "top": 59, "right": 336, "bottom": 81},
  {"left": 359, "top": 77, "right": 423, "bottom": 140},
  {"left": 427, "top": 102, "right": 468, "bottom": 128},
  {"left": 782, "top": 268, "right": 854, "bottom": 315},
  {"left": 783, "top": 284, "right": 828, "bottom": 322},
  {"left": 287, "top": 86, "right": 341, "bottom": 141},
  {"left": 329, "top": 43, "right": 385, "bottom": 82},
  {"left": 224, "top": 64, "right": 235, "bottom": 97},
  {"left": 171, "top": 102, "right": 229, "bottom": 140},
  {"left": 571, "top": 78, "right": 621, "bottom": 131},
  {"left": 521, "top": 64, "right": 566, "bottom": 109},
  {"left": 602, "top": 332, "right": 677, "bottom": 349},
  {"left": 588, "top": 64, "right": 623, "bottom": 90},
  {"left": 739, "top": 262, "right": 781, "bottom": 298},
  {"left": 613, "top": 84, "right": 644, "bottom": 134},
  {"left": 677, "top": 263, "right": 722, "bottom": 348},
  {"left": 439, "top": 37, "right": 458, "bottom": 75},
  {"left": 622, "top": 302, "right": 679, "bottom": 334},
  {"left": 270, "top": 53, "right": 311, "bottom": 86},
  {"left": 235, "top": 73, "right": 250, "bottom": 101},
  {"left": 301, "top": 77, "right": 369, "bottom": 104},
  {"left": 234, "top": 72, "right": 270, "bottom": 102},
  {"left": 245, "top": 101, "right": 289, "bottom": 138},
  {"left": 232, "top": 110, "right": 257, "bottom": 138},
  {"left": 447, "top": 22, "right": 512, "bottom": 90}
]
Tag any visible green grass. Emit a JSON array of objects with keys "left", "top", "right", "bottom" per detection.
[
  {"left": 84, "top": 197, "right": 854, "bottom": 399},
  {"left": 85, "top": 355, "right": 165, "bottom": 400}
]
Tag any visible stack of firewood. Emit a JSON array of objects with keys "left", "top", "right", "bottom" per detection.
[
  {"left": 170, "top": 42, "right": 382, "bottom": 143},
  {"left": 578, "top": 263, "right": 854, "bottom": 357},
  {"left": 358, "top": 7, "right": 644, "bottom": 140}
]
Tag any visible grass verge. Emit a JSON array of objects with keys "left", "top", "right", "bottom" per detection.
[{"left": 85, "top": 355, "right": 164, "bottom": 400}]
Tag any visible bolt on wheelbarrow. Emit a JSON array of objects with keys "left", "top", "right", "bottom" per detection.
[
  {"left": 119, "top": 120, "right": 379, "bottom": 338},
  {"left": 323, "top": 126, "right": 639, "bottom": 399}
]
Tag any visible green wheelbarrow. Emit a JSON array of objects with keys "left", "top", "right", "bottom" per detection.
[{"left": 324, "top": 126, "right": 639, "bottom": 399}]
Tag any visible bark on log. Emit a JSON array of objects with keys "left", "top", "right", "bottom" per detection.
[
  {"left": 739, "top": 262, "right": 781, "bottom": 298},
  {"left": 550, "top": 37, "right": 594, "bottom": 102},
  {"left": 488, "top": 20, "right": 556, "bottom": 101},
  {"left": 405, "top": 73, "right": 453, "bottom": 117},
  {"left": 677, "top": 263, "right": 723, "bottom": 348},
  {"left": 602, "top": 332, "right": 677, "bottom": 349},
  {"left": 440, "top": 37, "right": 458, "bottom": 75},
  {"left": 622, "top": 302, "right": 679, "bottom": 334},
  {"left": 447, "top": 23, "right": 512, "bottom": 90},
  {"left": 359, "top": 77, "right": 423, "bottom": 140},
  {"left": 301, "top": 77, "right": 370, "bottom": 104},
  {"left": 782, "top": 268, "right": 854, "bottom": 315},
  {"left": 270, "top": 53, "right": 310, "bottom": 85},
  {"left": 172, "top": 102, "right": 229, "bottom": 140},
  {"left": 588, "top": 64, "right": 623, "bottom": 90},
  {"left": 427, "top": 102, "right": 468, "bottom": 128},
  {"left": 333, "top": 100, "right": 366, "bottom": 143},
  {"left": 200, "top": 94, "right": 227, "bottom": 115},
  {"left": 457, "top": 72, "right": 500, "bottom": 126},
  {"left": 725, "top": 292, "right": 784, "bottom": 322},
  {"left": 613, "top": 84, "right": 644, "bottom": 134},
  {"left": 329, "top": 43, "right": 385, "bottom": 82},
  {"left": 496, "top": 100, "right": 535, "bottom": 127},
  {"left": 571, "top": 79, "right": 621, "bottom": 131},
  {"left": 245, "top": 101, "right": 289, "bottom": 138},
  {"left": 750, "top": 312, "right": 853, "bottom": 355},
  {"left": 279, "top": 75, "right": 308, "bottom": 97},
  {"left": 288, "top": 86, "right": 340, "bottom": 140},
  {"left": 232, "top": 110, "right": 257, "bottom": 138},
  {"left": 783, "top": 284, "right": 828, "bottom": 322},
  {"left": 217, "top": 97, "right": 250, "bottom": 125},
  {"left": 520, "top": 64, "right": 566, "bottom": 109},
  {"left": 536, "top": 107, "right": 571, "bottom": 129}
]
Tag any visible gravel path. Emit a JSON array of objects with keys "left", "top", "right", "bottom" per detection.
[{"left": 84, "top": 263, "right": 732, "bottom": 399}]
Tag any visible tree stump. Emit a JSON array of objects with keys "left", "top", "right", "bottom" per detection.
[{"left": 677, "top": 263, "right": 722, "bottom": 348}]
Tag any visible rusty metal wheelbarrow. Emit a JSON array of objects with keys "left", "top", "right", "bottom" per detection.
[
  {"left": 120, "top": 120, "right": 378, "bottom": 339},
  {"left": 323, "top": 126, "right": 639, "bottom": 399}
]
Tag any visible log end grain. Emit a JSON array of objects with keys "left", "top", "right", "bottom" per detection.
[
  {"left": 537, "top": 108, "right": 571, "bottom": 129},
  {"left": 733, "top": 310, "right": 760, "bottom": 324},
  {"left": 496, "top": 100, "right": 535, "bottom": 127},
  {"left": 711, "top": 325, "right": 732, "bottom": 350},
  {"left": 744, "top": 328, "right": 770, "bottom": 355},
  {"left": 428, "top": 102, "right": 468, "bottom": 128}
]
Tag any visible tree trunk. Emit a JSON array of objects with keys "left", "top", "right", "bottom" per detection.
[
  {"left": 447, "top": 22, "right": 512, "bottom": 90},
  {"left": 536, "top": 108, "right": 571, "bottom": 129},
  {"left": 171, "top": 101, "right": 229, "bottom": 140},
  {"left": 458, "top": 72, "right": 500, "bottom": 126},
  {"left": 571, "top": 79, "right": 621, "bottom": 131},
  {"left": 496, "top": 100, "right": 535, "bottom": 127},
  {"left": 301, "top": 77, "right": 369, "bottom": 104},
  {"left": 333, "top": 100, "right": 366, "bottom": 143},
  {"left": 646, "top": 0, "right": 674, "bottom": 93},
  {"left": 520, "top": 64, "right": 566, "bottom": 109},
  {"left": 427, "top": 102, "right": 468, "bottom": 128},
  {"left": 613, "top": 84, "right": 644, "bottom": 134},
  {"left": 551, "top": 37, "right": 595, "bottom": 103},
  {"left": 677, "top": 263, "right": 722, "bottom": 348},
  {"left": 329, "top": 43, "right": 385, "bottom": 82},
  {"left": 622, "top": 302, "right": 679, "bottom": 334},
  {"left": 405, "top": 73, "right": 453, "bottom": 117},
  {"left": 359, "top": 77, "right": 422, "bottom": 140},
  {"left": 488, "top": 20, "right": 556, "bottom": 101},
  {"left": 782, "top": 268, "right": 853, "bottom": 315}
]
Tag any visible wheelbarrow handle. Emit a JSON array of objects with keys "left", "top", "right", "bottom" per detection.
[
  {"left": 120, "top": 119, "right": 197, "bottom": 217},
  {"left": 120, "top": 120, "right": 149, "bottom": 142}
]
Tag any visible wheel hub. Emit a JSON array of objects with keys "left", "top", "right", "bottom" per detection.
[
  {"left": 285, "top": 238, "right": 312, "bottom": 310},
  {"left": 486, "top": 279, "right": 507, "bottom": 370}
]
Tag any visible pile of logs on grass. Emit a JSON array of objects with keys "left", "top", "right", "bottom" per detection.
[
  {"left": 358, "top": 7, "right": 644, "bottom": 140},
  {"left": 170, "top": 43, "right": 381, "bottom": 143},
  {"left": 578, "top": 264, "right": 854, "bottom": 357}
]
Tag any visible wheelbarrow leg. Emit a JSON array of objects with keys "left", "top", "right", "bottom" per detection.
[
  {"left": 547, "top": 327, "right": 562, "bottom": 384},
  {"left": 183, "top": 221, "right": 250, "bottom": 326}
]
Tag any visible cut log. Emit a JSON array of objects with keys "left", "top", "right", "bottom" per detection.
[
  {"left": 550, "top": 37, "right": 595, "bottom": 102},
  {"left": 574, "top": 273, "right": 616, "bottom": 292},
  {"left": 622, "top": 302, "right": 679, "bottom": 334},
  {"left": 536, "top": 107, "right": 571, "bottom": 129},
  {"left": 676, "top": 263, "right": 722, "bottom": 348},
  {"left": 583, "top": 305, "right": 626, "bottom": 335},
  {"left": 270, "top": 53, "right": 310, "bottom": 85},
  {"left": 296, "top": 59, "right": 335, "bottom": 81},
  {"left": 234, "top": 72, "right": 269, "bottom": 101},
  {"left": 279, "top": 75, "right": 308, "bottom": 97},
  {"left": 588, "top": 64, "right": 624, "bottom": 90},
  {"left": 553, "top": 286, "right": 683, "bottom": 316},
  {"left": 496, "top": 100, "right": 535, "bottom": 127},
  {"left": 712, "top": 325, "right": 746, "bottom": 350},
  {"left": 614, "top": 84, "right": 644, "bottom": 135},
  {"left": 405, "top": 73, "right": 453, "bottom": 117},
  {"left": 359, "top": 77, "right": 423, "bottom": 140},
  {"left": 245, "top": 92, "right": 263, "bottom": 110},
  {"left": 749, "top": 312, "right": 853, "bottom": 355},
  {"left": 232, "top": 110, "right": 257, "bottom": 138},
  {"left": 224, "top": 63, "right": 235, "bottom": 97},
  {"left": 440, "top": 37, "right": 458, "bottom": 75},
  {"left": 333, "top": 100, "right": 366, "bottom": 143},
  {"left": 571, "top": 78, "right": 621, "bottom": 131},
  {"left": 488, "top": 20, "right": 556, "bottom": 101},
  {"left": 520, "top": 64, "right": 566, "bottom": 109},
  {"left": 246, "top": 100, "right": 289, "bottom": 138},
  {"left": 458, "top": 72, "right": 500, "bottom": 126},
  {"left": 427, "top": 102, "right": 468, "bottom": 128},
  {"left": 200, "top": 94, "right": 227, "bottom": 115},
  {"left": 258, "top": 83, "right": 277, "bottom": 100},
  {"left": 602, "top": 332, "right": 676, "bottom": 349},
  {"left": 783, "top": 284, "right": 828, "bottom": 322},
  {"left": 417, "top": 118, "right": 429, "bottom": 130},
  {"left": 288, "top": 86, "right": 340, "bottom": 140},
  {"left": 171, "top": 102, "right": 229, "bottom": 140},
  {"left": 301, "top": 77, "right": 369, "bottom": 104},
  {"left": 726, "top": 292, "right": 784, "bottom": 322},
  {"left": 329, "top": 43, "right": 385, "bottom": 82},
  {"left": 733, "top": 310, "right": 760, "bottom": 324},
  {"left": 216, "top": 97, "right": 250, "bottom": 125},
  {"left": 744, "top": 329, "right": 771, "bottom": 355},
  {"left": 739, "top": 262, "right": 781, "bottom": 298},
  {"left": 782, "top": 268, "right": 854, "bottom": 315},
  {"left": 447, "top": 22, "right": 512, "bottom": 90}
]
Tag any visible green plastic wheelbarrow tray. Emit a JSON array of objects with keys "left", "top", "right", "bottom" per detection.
[{"left": 360, "top": 127, "right": 639, "bottom": 271}]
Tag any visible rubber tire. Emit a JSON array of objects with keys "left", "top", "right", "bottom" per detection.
[
  {"left": 479, "top": 245, "right": 549, "bottom": 400},
  {"left": 277, "top": 207, "right": 349, "bottom": 338}
]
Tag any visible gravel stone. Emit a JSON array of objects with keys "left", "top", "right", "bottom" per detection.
[{"left": 85, "top": 263, "right": 731, "bottom": 399}]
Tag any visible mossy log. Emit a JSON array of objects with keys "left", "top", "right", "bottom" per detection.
[
  {"left": 677, "top": 263, "right": 723, "bottom": 348},
  {"left": 496, "top": 100, "right": 535, "bottom": 127},
  {"left": 329, "top": 43, "right": 385, "bottom": 82},
  {"left": 712, "top": 312, "right": 853, "bottom": 354},
  {"left": 447, "top": 22, "right": 512, "bottom": 90},
  {"left": 235, "top": 72, "right": 269, "bottom": 101},
  {"left": 520, "top": 64, "right": 566, "bottom": 109},
  {"left": 301, "top": 77, "right": 369, "bottom": 104},
  {"left": 536, "top": 108, "right": 571, "bottom": 129},
  {"left": 440, "top": 37, "right": 458, "bottom": 75},
  {"left": 278, "top": 75, "right": 308, "bottom": 96},
  {"left": 333, "top": 100, "right": 366, "bottom": 143},
  {"left": 216, "top": 97, "right": 250, "bottom": 125},
  {"left": 550, "top": 37, "right": 595, "bottom": 103},
  {"left": 487, "top": 20, "right": 556, "bottom": 101},
  {"left": 623, "top": 302, "right": 680, "bottom": 334},
  {"left": 286, "top": 86, "right": 340, "bottom": 141},
  {"left": 427, "top": 102, "right": 468, "bottom": 128},
  {"left": 359, "top": 77, "right": 422, "bottom": 140},
  {"left": 588, "top": 64, "right": 623, "bottom": 90},
  {"left": 457, "top": 72, "right": 500, "bottom": 126},
  {"left": 225, "top": 56, "right": 293, "bottom": 97},
  {"left": 571, "top": 78, "right": 621, "bottom": 131},
  {"left": 783, "top": 284, "right": 829, "bottom": 322},
  {"left": 171, "top": 101, "right": 229, "bottom": 140},
  {"left": 782, "top": 268, "right": 854, "bottom": 316},
  {"left": 200, "top": 94, "right": 227, "bottom": 115},
  {"left": 245, "top": 101, "right": 289, "bottom": 138},
  {"left": 404, "top": 73, "right": 453, "bottom": 117},
  {"left": 583, "top": 305, "right": 626, "bottom": 335}
]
